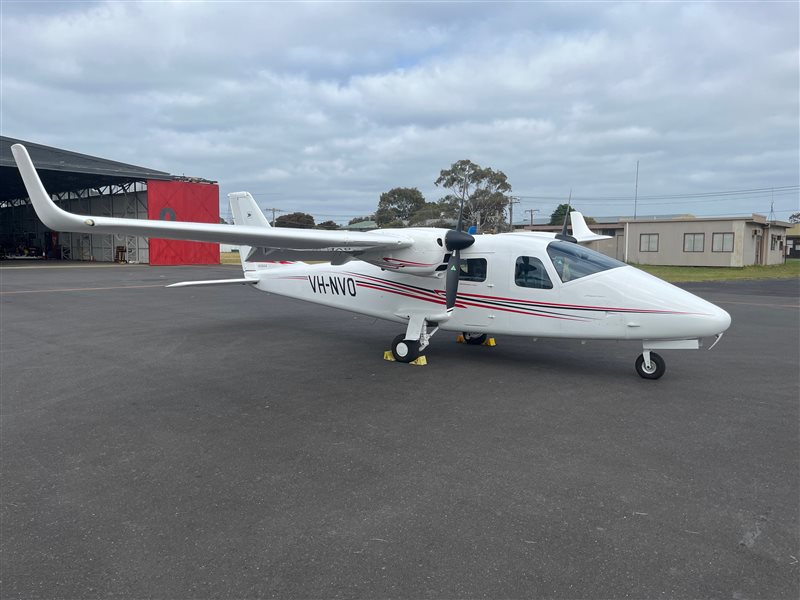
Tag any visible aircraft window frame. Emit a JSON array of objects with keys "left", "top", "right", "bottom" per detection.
[
  {"left": 458, "top": 258, "right": 487, "bottom": 282},
  {"left": 514, "top": 256, "right": 553, "bottom": 290},
  {"left": 546, "top": 241, "right": 626, "bottom": 283}
]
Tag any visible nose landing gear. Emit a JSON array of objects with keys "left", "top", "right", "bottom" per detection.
[{"left": 635, "top": 351, "right": 665, "bottom": 379}]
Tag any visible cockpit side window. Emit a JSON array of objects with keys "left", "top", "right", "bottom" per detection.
[
  {"left": 546, "top": 241, "right": 625, "bottom": 283},
  {"left": 459, "top": 258, "right": 487, "bottom": 282},
  {"left": 514, "top": 256, "right": 553, "bottom": 289}
]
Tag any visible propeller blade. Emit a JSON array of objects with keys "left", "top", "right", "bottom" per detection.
[
  {"left": 444, "top": 195, "right": 475, "bottom": 311},
  {"left": 445, "top": 249, "right": 460, "bottom": 310}
]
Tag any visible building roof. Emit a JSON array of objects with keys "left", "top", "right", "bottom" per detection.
[
  {"left": 0, "top": 136, "right": 173, "bottom": 202},
  {"left": 620, "top": 213, "right": 792, "bottom": 228}
]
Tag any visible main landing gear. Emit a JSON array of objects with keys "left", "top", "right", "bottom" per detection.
[
  {"left": 389, "top": 315, "right": 440, "bottom": 364},
  {"left": 635, "top": 351, "right": 666, "bottom": 379},
  {"left": 461, "top": 332, "right": 487, "bottom": 346},
  {"left": 391, "top": 334, "right": 421, "bottom": 363}
]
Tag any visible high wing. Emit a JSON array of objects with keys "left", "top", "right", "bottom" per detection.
[{"left": 11, "top": 144, "right": 413, "bottom": 258}]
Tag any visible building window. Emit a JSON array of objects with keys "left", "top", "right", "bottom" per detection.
[
  {"left": 771, "top": 235, "right": 782, "bottom": 251},
  {"left": 639, "top": 233, "right": 659, "bottom": 252},
  {"left": 683, "top": 233, "right": 705, "bottom": 252},
  {"left": 712, "top": 232, "right": 734, "bottom": 253}
]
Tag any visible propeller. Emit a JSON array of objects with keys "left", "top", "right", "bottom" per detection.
[{"left": 444, "top": 196, "right": 475, "bottom": 310}]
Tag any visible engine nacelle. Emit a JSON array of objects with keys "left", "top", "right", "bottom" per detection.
[{"left": 360, "top": 227, "right": 451, "bottom": 275}]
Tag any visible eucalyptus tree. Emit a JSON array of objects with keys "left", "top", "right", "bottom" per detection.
[{"left": 434, "top": 159, "right": 512, "bottom": 232}]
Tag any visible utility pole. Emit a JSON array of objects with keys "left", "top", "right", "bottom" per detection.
[
  {"left": 524, "top": 208, "right": 538, "bottom": 228},
  {"left": 633, "top": 160, "right": 639, "bottom": 221},
  {"left": 507, "top": 196, "right": 520, "bottom": 232},
  {"left": 627, "top": 160, "right": 640, "bottom": 264},
  {"left": 265, "top": 207, "right": 283, "bottom": 226}
]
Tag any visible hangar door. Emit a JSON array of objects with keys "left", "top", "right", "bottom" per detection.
[{"left": 147, "top": 180, "right": 220, "bottom": 265}]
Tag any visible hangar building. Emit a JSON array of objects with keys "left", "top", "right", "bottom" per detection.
[{"left": 0, "top": 136, "right": 220, "bottom": 265}]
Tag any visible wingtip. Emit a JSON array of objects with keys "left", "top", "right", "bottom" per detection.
[{"left": 11, "top": 143, "right": 88, "bottom": 232}]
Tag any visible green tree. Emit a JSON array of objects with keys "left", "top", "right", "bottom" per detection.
[
  {"left": 549, "top": 203, "right": 572, "bottom": 226},
  {"left": 406, "top": 197, "right": 460, "bottom": 227},
  {"left": 348, "top": 215, "right": 374, "bottom": 226},
  {"left": 549, "top": 203, "right": 596, "bottom": 226},
  {"left": 276, "top": 212, "right": 315, "bottom": 228},
  {"left": 316, "top": 220, "right": 340, "bottom": 230},
  {"left": 436, "top": 195, "right": 461, "bottom": 219},
  {"left": 790, "top": 212, "right": 800, "bottom": 224},
  {"left": 375, "top": 187, "right": 426, "bottom": 226},
  {"left": 434, "top": 159, "right": 512, "bottom": 231}
]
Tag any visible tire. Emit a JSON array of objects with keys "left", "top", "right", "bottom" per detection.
[
  {"left": 391, "top": 334, "right": 420, "bottom": 363},
  {"left": 462, "top": 332, "right": 487, "bottom": 346},
  {"left": 635, "top": 352, "right": 666, "bottom": 380}
]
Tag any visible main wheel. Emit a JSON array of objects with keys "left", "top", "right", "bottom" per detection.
[
  {"left": 635, "top": 352, "right": 666, "bottom": 380},
  {"left": 391, "top": 334, "right": 421, "bottom": 363},
  {"left": 462, "top": 332, "right": 487, "bottom": 346}
]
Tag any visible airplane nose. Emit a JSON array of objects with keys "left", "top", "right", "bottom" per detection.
[{"left": 713, "top": 305, "right": 732, "bottom": 333}]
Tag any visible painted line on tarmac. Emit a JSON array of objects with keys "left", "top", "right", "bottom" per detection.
[
  {"left": 0, "top": 284, "right": 167, "bottom": 295},
  {"left": 0, "top": 263, "right": 149, "bottom": 270},
  {"left": 715, "top": 299, "right": 799, "bottom": 309}
]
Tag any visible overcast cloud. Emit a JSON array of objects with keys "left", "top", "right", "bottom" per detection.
[{"left": 2, "top": 1, "right": 798, "bottom": 223}]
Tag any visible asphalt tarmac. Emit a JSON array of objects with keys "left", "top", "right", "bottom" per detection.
[{"left": 1, "top": 263, "right": 798, "bottom": 599}]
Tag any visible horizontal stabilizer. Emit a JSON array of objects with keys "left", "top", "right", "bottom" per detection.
[{"left": 166, "top": 278, "right": 258, "bottom": 288}]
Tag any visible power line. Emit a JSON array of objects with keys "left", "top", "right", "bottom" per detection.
[{"left": 515, "top": 185, "right": 799, "bottom": 203}]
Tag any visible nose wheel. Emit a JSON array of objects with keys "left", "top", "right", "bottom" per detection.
[{"left": 635, "top": 352, "right": 666, "bottom": 379}]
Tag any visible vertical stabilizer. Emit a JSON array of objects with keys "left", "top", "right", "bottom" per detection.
[
  {"left": 229, "top": 192, "right": 271, "bottom": 228},
  {"left": 229, "top": 192, "right": 268, "bottom": 273},
  {"left": 228, "top": 192, "right": 299, "bottom": 273}
]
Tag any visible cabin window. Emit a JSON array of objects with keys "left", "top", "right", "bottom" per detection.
[
  {"left": 546, "top": 241, "right": 625, "bottom": 283},
  {"left": 712, "top": 232, "right": 734, "bottom": 252},
  {"left": 458, "top": 258, "right": 487, "bottom": 282},
  {"left": 639, "top": 233, "right": 659, "bottom": 252},
  {"left": 683, "top": 233, "right": 705, "bottom": 252},
  {"left": 515, "top": 256, "right": 553, "bottom": 289}
]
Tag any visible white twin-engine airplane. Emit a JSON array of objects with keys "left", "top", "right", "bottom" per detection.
[{"left": 13, "top": 143, "right": 730, "bottom": 379}]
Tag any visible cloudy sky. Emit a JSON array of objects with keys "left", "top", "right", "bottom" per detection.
[{"left": 2, "top": 1, "right": 798, "bottom": 224}]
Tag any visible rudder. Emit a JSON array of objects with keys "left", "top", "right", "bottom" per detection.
[{"left": 229, "top": 192, "right": 271, "bottom": 228}]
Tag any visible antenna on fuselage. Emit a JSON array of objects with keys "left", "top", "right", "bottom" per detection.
[{"left": 555, "top": 189, "right": 577, "bottom": 244}]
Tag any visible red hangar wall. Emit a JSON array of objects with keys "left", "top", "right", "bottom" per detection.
[{"left": 146, "top": 180, "right": 220, "bottom": 265}]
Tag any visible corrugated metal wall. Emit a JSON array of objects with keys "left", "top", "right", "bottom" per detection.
[
  {"left": 57, "top": 190, "right": 150, "bottom": 263},
  {"left": 146, "top": 180, "right": 220, "bottom": 265}
]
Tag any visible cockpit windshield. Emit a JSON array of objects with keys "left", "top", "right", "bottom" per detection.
[{"left": 546, "top": 241, "right": 626, "bottom": 283}]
